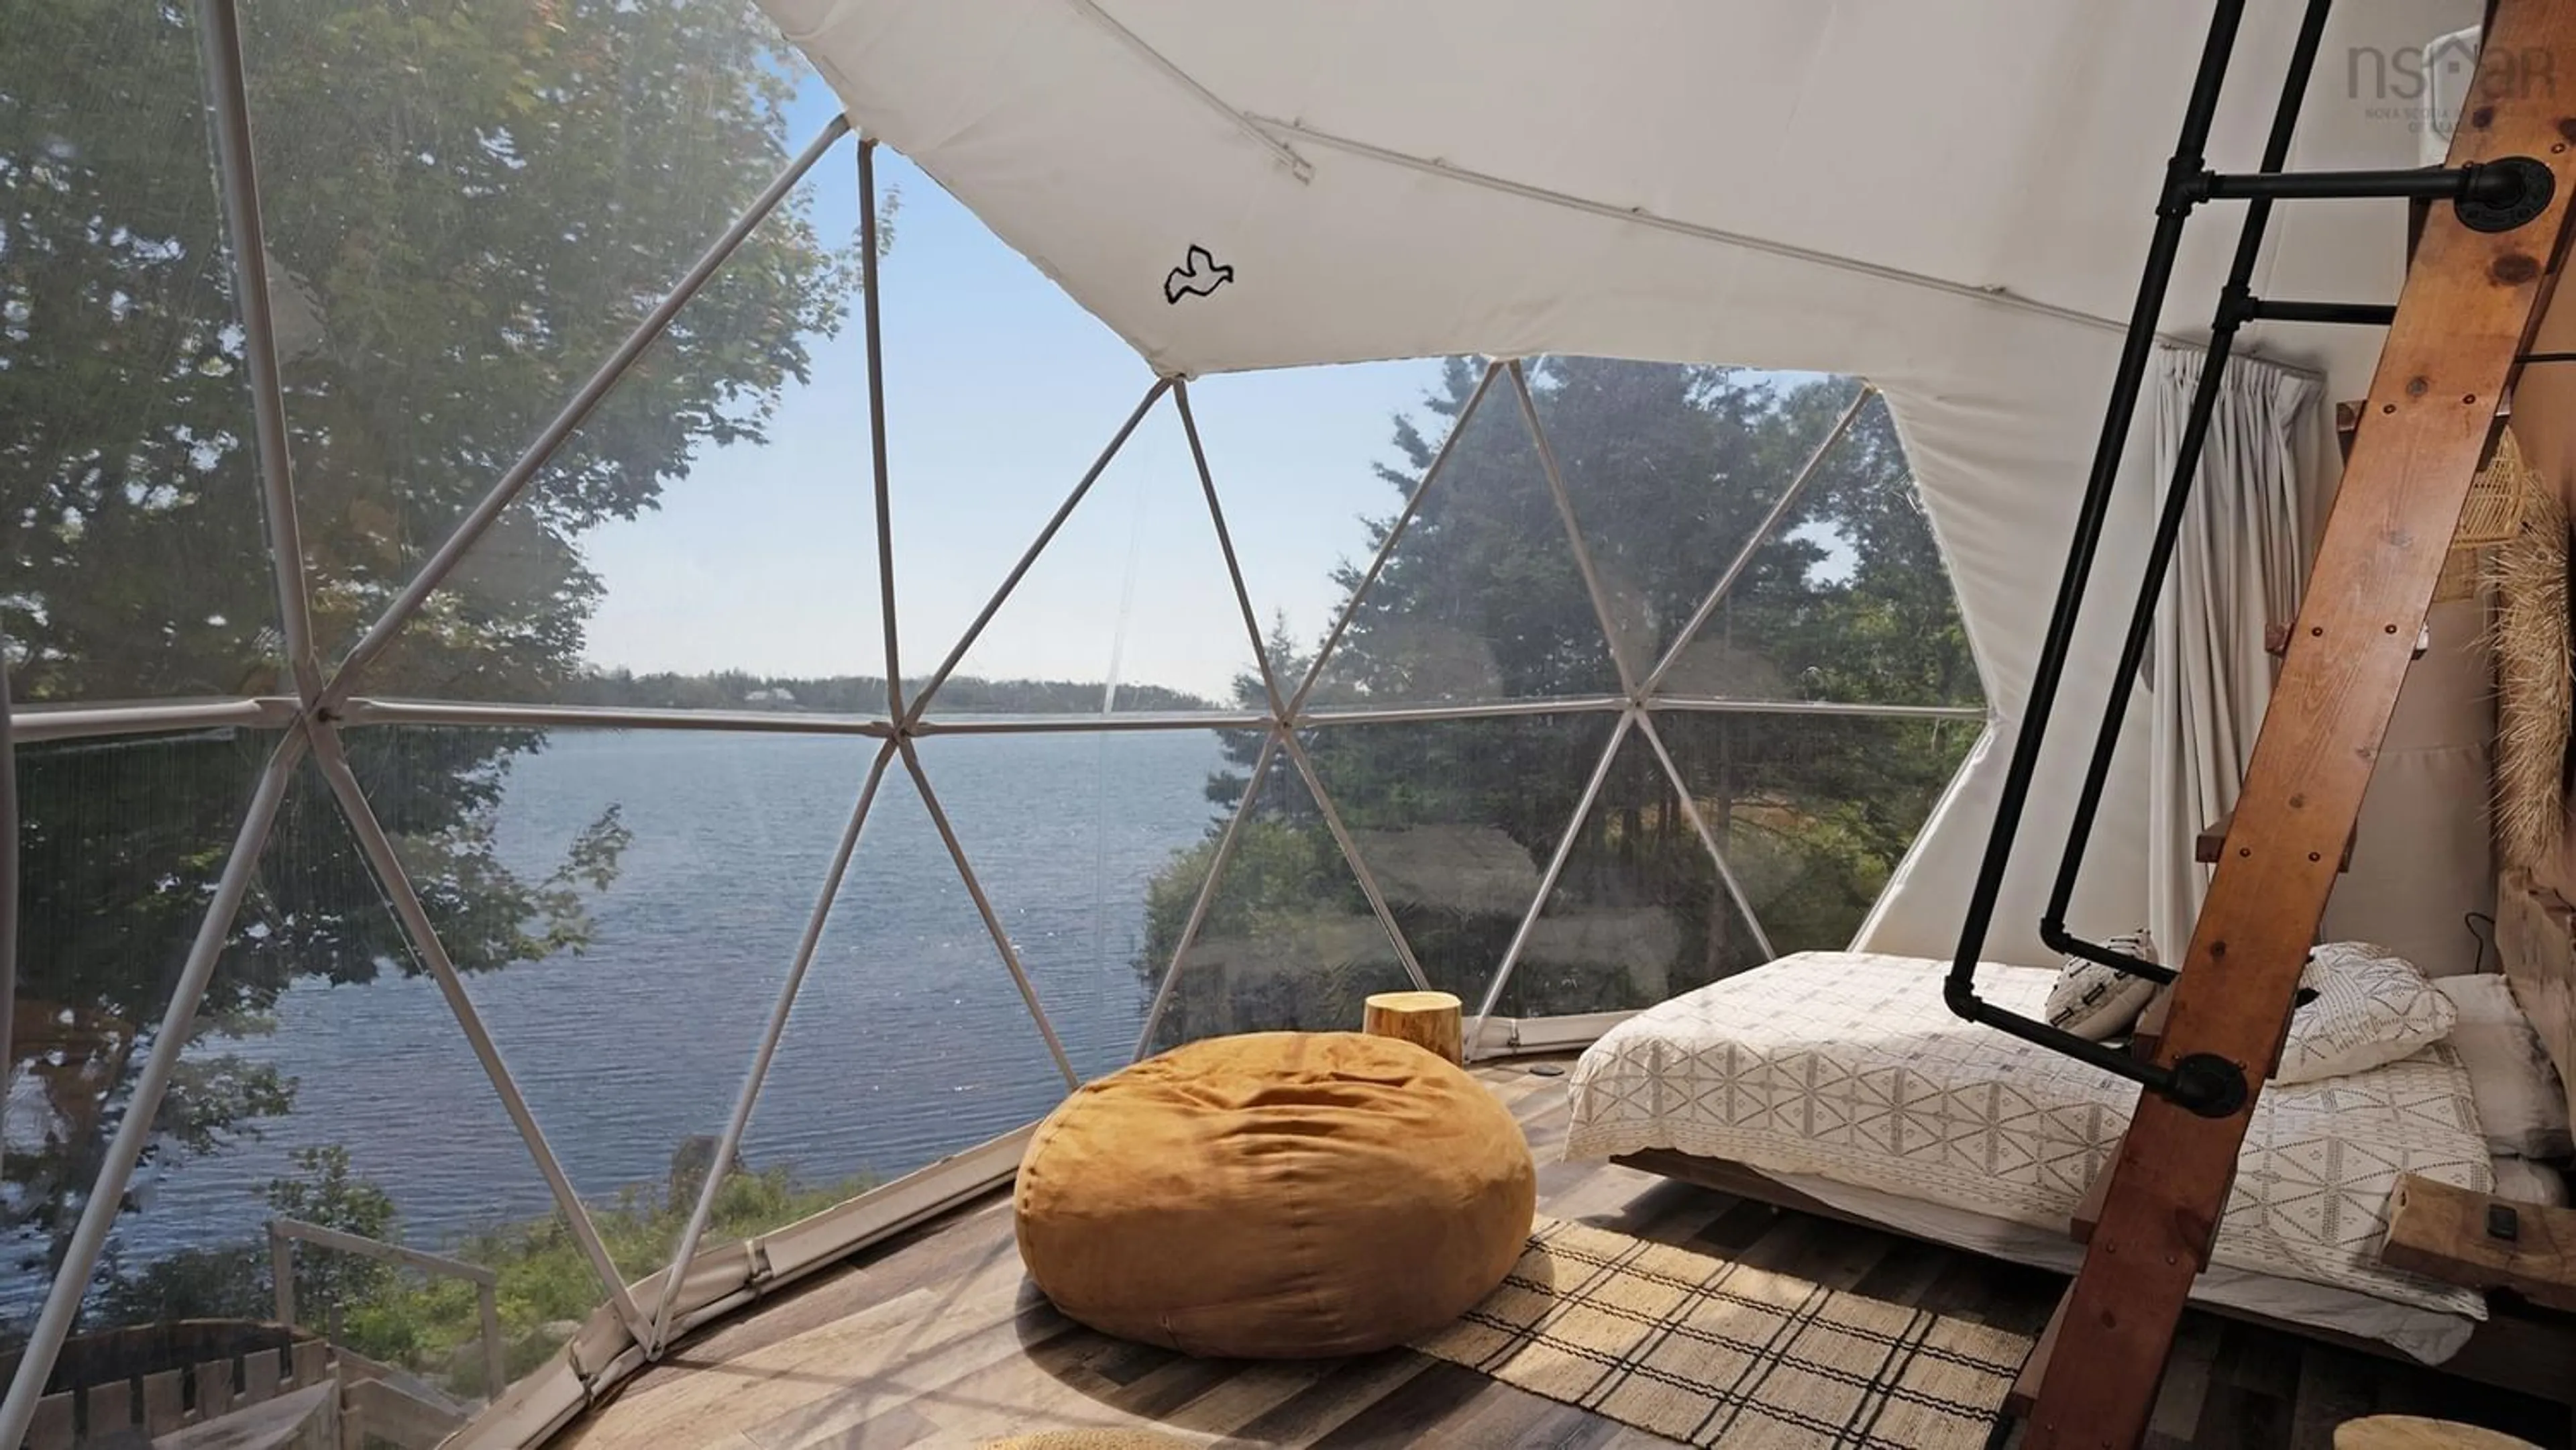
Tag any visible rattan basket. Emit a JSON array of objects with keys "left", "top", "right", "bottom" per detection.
[{"left": 2440, "top": 424, "right": 2537, "bottom": 601}]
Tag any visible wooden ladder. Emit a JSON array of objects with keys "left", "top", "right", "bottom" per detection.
[{"left": 2015, "top": 3, "right": 2576, "bottom": 1445}]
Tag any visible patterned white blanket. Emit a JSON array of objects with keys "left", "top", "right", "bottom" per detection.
[{"left": 1565, "top": 951, "right": 2491, "bottom": 1318}]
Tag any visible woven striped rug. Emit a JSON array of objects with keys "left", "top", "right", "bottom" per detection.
[{"left": 1413, "top": 1216, "right": 2029, "bottom": 1449}]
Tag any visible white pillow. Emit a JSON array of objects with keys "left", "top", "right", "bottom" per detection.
[
  {"left": 2491, "top": 1155, "right": 2571, "bottom": 1208},
  {"left": 2273, "top": 942, "right": 2455, "bottom": 1085},
  {"left": 2434, "top": 973, "right": 2573, "bottom": 1159},
  {"left": 2043, "top": 929, "right": 2160, "bottom": 1042}
]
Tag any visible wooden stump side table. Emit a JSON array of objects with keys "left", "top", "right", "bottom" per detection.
[{"left": 1362, "top": 991, "right": 1464, "bottom": 1065}]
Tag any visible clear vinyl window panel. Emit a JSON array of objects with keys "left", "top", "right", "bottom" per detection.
[
  {"left": 1, "top": 4, "right": 279, "bottom": 705},
  {"left": 234, "top": 0, "right": 844, "bottom": 696},
  {"left": 1296, "top": 715, "right": 1621, "bottom": 1013},
  {"left": 910, "top": 731, "right": 1230, "bottom": 1081},
  {"left": 1650, "top": 389, "right": 1982, "bottom": 710},
  {"left": 1527, "top": 359, "right": 1870, "bottom": 689},
  {"left": 1, "top": 729, "right": 572, "bottom": 1402},
  {"left": 1303, "top": 358, "right": 1627, "bottom": 711},
  {"left": 1141, "top": 742, "right": 1415, "bottom": 1053},
  {"left": 7, "top": 728, "right": 291, "bottom": 1320},
  {"left": 1651, "top": 711, "right": 1980, "bottom": 956}
]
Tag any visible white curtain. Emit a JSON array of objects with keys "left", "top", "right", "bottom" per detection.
[{"left": 2147, "top": 344, "right": 2321, "bottom": 960}]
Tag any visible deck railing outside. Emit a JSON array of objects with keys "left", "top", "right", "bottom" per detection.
[{"left": 268, "top": 1216, "right": 506, "bottom": 1405}]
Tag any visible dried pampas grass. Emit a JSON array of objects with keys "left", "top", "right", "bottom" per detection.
[{"left": 2484, "top": 470, "right": 2572, "bottom": 870}]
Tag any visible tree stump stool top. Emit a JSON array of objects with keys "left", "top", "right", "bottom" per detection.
[{"left": 1362, "top": 990, "right": 1464, "bottom": 1065}]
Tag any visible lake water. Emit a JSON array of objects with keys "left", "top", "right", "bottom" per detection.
[{"left": 124, "top": 728, "right": 1226, "bottom": 1266}]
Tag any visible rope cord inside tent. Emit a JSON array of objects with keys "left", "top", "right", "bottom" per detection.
[{"left": 2465, "top": 911, "right": 2498, "bottom": 976}]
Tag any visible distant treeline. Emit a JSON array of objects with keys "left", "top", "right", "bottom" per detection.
[{"left": 557, "top": 668, "right": 1216, "bottom": 715}]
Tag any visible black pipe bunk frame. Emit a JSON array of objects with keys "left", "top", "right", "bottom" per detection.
[{"left": 1940, "top": 0, "right": 2555, "bottom": 1119}]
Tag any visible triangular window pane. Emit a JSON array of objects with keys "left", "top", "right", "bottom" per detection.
[
  {"left": 10, "top": 737, "right": 568, "bottom": 1408},
  {"left": 4, "top": 5, "right": 281, "bottom": 704},
  {"left": 350, "top": 156, "right": 881, "bottom": 707},
  {"left": 1142, "top": 745, "right": 1412, "bottom": 1052},
  {"left": 1297, "top": 713, "right": 1760, "bottom": 1017},
  {"left": 1179, "top": 361, "right": 1450, "bottom": 696},
  {"left": 1514, "top": 725, "right": 1772, "bottom": 1013},
  {"left": 1530, "top": 360, "right": 1868, "bottom": 687},
  {"left": 759, "top": 759, "right": 1077, "bottom": 1176},
  {"left": 876, "top": 163, "right": 1195, "bottom": 717},
  {"left": 1303, "top": 360, "right": 1623, "bottom": 711},
  {"left": 9, "top": 728, "right": 285, "bottom": 1327},
  {"left": 922, "top": 400, "right": 1261, "bottom": 718},
  {"left": 909, "top": 731, "right": 1232, "bottom": 1082},
  {"left": 335, "top": 724, "right": 892, "bottom": 1283},
  {"left": 168, "top": 768, "right": 570, "bottom": 1406},
  {"left": 1652, "top": 392, "right": 1984, "bottom": 709},
  {"left": 243, "top": 0, "right": 842, "bottom": 686},
  {"left": 1646, "top": 711, "right": 1980, "bottom": 955}
]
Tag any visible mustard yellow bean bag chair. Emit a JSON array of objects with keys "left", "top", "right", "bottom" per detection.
[{"left": 1014, "top": 1031, "right": 1536, "bottom": 1357}]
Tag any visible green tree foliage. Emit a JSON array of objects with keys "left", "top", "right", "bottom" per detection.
[
  {"left": 1145, "top": 357, "right": 1982, "bottom": 1033},
  {"left": 3, "top": 0, "right": 854, "bottom": 1313},
  {"left": 83, "top": 1143, "right": 867, "bottom": 1397},
  {"left": 262, "top": 1145, "right": 400, "bottom": 1323},
  {"left": 4, "top": 0, "right": 852, "bottom": 701}
]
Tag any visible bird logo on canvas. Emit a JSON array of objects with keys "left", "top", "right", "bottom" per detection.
[{"left": 1164, "top": 244, "right": 1233, "bottom": 304}]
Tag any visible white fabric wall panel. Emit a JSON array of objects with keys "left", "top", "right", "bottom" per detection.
[{"left": 762, "top": 0, "right": 2490, "bottom": 974}]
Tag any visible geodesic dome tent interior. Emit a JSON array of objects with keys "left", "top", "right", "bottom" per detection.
[{"left": 1, "top": 0, "right": 2514, "bottom": 1443}]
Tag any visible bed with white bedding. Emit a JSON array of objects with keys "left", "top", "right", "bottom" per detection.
[{"left": 1563, "top": 950, "right": 2498, "bottom": 1356}]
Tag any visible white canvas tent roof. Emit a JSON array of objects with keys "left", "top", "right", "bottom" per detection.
[{"left": 762, "top": 0, "right": 2490, "bottom": 970}]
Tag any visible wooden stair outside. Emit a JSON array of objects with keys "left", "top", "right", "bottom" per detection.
[
  {"left": 12, "top": 1328, "right": 333, "bottom": 1450},
  {"left": 339, "top": 1374, "right": 470, "bottom": 1450}
]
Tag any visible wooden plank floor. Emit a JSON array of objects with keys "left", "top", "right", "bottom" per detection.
[{"left": 553, "top": 1059, "right": 2574, "bottom": 1449}]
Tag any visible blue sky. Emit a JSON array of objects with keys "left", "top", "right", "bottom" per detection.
[{"left": 571, "top": 73, "right": 1440, "bottom": 701}]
